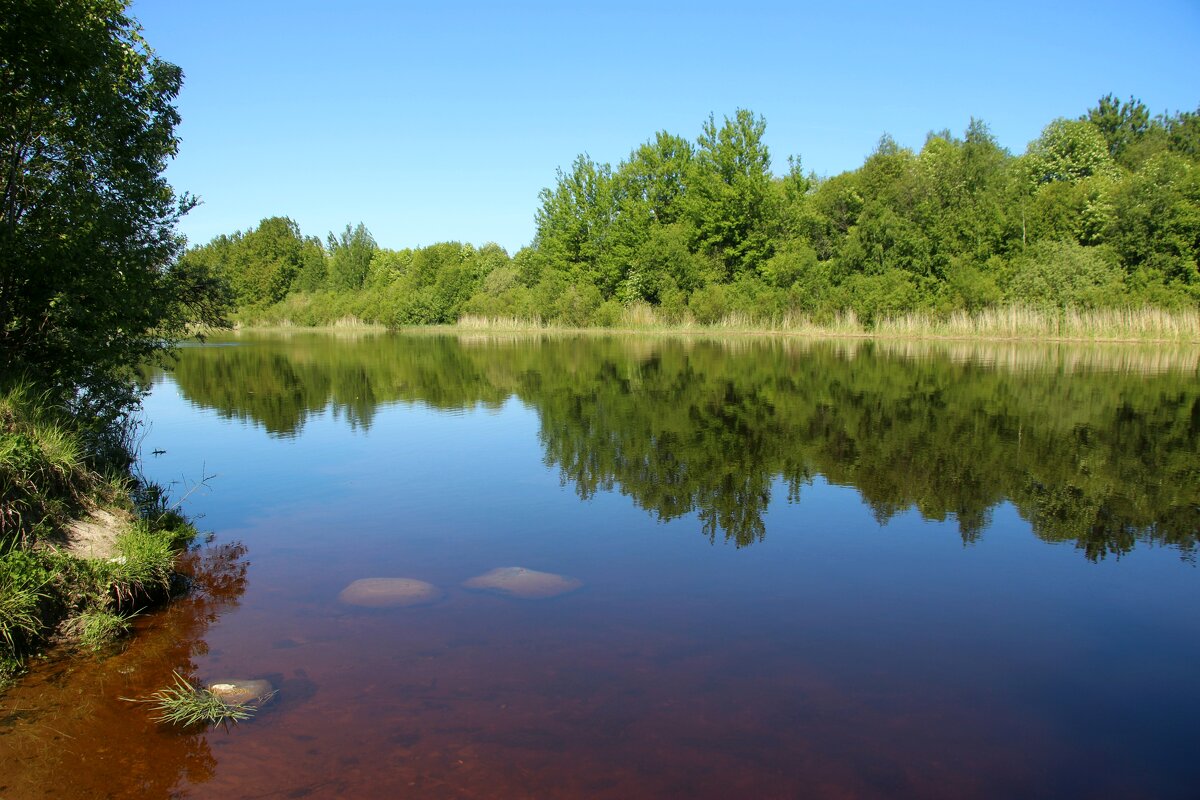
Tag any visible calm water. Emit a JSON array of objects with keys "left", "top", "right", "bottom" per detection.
[{"left": 2, "top": 333, "right": 1199, "bottom": 799}]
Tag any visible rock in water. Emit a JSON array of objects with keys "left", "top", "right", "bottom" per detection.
[
  {"left": 462, "top": 567, "right": 582, "bottom": 599},
  {"left": 207, "top": 679, "right": 275, "bottom": 707},
  {"left": 338, "top": 577, "right": 442, "bottom": 607}
]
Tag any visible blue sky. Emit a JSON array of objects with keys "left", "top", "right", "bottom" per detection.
[{"left": 132, "top": 0, "right": 1200, "bottom": 254}]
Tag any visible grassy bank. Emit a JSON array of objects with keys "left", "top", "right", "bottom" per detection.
[
  {"left": 0, "top": 384, "right": 198, "bottom": 686},
  {"left": 452, "top": 305, "right": 1200, "bottom": 344}
]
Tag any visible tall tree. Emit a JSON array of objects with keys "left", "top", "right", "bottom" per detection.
[
  {"left": 1085, "top": 94, "right": 1151, "bottom": 166},
  {"left": 0, "top": 0, "right": 222, "bottom": 407},
  {"left": 327, "top": 222, "right": 377, "bottom": 291},
  {"left": 685, "top": 110, "right": 776, "bottom": 279},
  {"left": 532, "top": 154, "right": 621, "bottom": 294}
]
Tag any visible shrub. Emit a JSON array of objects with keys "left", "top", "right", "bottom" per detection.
[{"left": 1003, "top": 240, "right": 1125, "bottom": 310}]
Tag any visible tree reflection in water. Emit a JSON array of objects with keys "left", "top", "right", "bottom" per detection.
[{"left": 162, "top": 333, "right": 1199, "bottom": 559}]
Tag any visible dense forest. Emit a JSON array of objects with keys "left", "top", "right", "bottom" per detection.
[
  {"left": 158, "top": 333, "right": 1200, "bottom": 559},
  {"left": 185, "top": 97, "right": 1200, "bottom": 328}
]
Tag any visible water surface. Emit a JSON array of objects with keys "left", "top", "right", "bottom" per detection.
[{"left": 2, "top": 333, "right": 1198, "bottom": 798}]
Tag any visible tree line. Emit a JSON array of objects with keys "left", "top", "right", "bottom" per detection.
[{"left": 189, "top": 96, "right": 1200, "bottom": 328}]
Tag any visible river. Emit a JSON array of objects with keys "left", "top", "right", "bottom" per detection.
[{"left": 2, "top": 332, "right": 1198, "bottom": 798}]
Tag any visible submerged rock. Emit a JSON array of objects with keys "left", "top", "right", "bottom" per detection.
[
  {"left": 207, "top": 678, "right": 275, "bottom": 707},
  {"left": 462, "top": 567, "right": 582, "bottom": 599},
  {"left": 338, "top": 577, "right": 442, "bottom": 608}
]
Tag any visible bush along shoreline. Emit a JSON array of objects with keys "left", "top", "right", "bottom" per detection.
[{"left": 0, "top": 384, "right": 199, "bottom": 687}]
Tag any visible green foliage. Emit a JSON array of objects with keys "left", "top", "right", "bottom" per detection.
[
  {"left": 1003, "top": 240, "right": 1123, "bottom": 310},
  {"left": 1, "top": 378, "right": 198, "bottom": 675},
  {"left": 534, "top": 155, "right": 623, "bottom": 295},
  {"left": 0, "top": 0, "right": 226, "bottom": 410},
  {"left": 183, "top": 217, "right": 317, "bottom": 307},
  {"left": 211, "top": 96, "right": 1199, "bottom": 331},
  {"left": 1164, "top": 107, "right": 1200, "bottom": 160},
  {"left": 100, "top": 520, "right": 183, "bottom": 604},
  {"left": 73, "top": 608, "right": 133, "bottom": 650},
  {"left": 1086, "top": 94, "right": 1151, "bottom": 166},
  {"left": 0, "top": 551, "right": 47, "bottom": 655},
  {"left": 1, "top": 383, "right": 93, "bottom": 549},
  {"left": 943, "top": 256, "right": 1002, "bottom": 311},
  {"left": 1105, "top": 152, "right": 1200, "bottom": 289},
  {"left": 0, "top": 2, "right": 209, "bottom": 684},
  {"left": 1024, "top": 119, "right": 1119, "bottom": 187},
  {"left": 838, "top": 269, "right": 925, "bottom": 324},
  {"left": 685, "top": 110, "right": 776, "bottom": 278},
  {"left": 327, "top": 222, "right": 378, "bottom": 292}
]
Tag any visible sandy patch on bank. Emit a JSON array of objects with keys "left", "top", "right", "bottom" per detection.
[{"left": 62, "top": 507, "right": 132, "bottom": 560}]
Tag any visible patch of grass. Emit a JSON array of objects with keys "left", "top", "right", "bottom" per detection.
[
  {"left": 73, "top": 608, "right": 134, "bottom": 650},
  {"left": 125, "top": 672, "right": 257, "bottom": 728},
  {"left": 0, "top": 550, "right": 51, "bottom": 683},
  {"left": 1, "top": 384, "right": 94, "bottom": 549},
  {"left": 0, "top": 568, "right": 45, "bottom": 653},
  {"left": 102, "top": 521, "right": 176, "bottom": 604}
]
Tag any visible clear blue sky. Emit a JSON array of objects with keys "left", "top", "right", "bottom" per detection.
[{"left": 132, "top": 0, "right": 1200, "bottom": 254}]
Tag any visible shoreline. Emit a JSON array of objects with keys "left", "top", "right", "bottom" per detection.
[
  {"left": 0, "top": 384, "right": 200, "bottom": 688},
  {"left": 221, "top": 317, "right": 1200, "bottom": 347}
]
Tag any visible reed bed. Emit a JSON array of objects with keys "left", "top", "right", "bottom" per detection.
[
  {"left": 875, "top": 306, "right": 1200, "bottom": 343},
  {"left": 457, "top": 306, "right": 1200, "bottom": 344}
]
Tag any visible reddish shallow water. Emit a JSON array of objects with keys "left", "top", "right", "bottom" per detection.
[
  {"left": 0, "top": 542, "right": 1086, "bottom": 799},
  {"left": 2, "top": 336, "right": 1198, "bottom": 798}
]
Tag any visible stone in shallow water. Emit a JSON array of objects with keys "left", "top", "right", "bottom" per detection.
[
  {"left": 338, "top": 577, "right": 442, "bottom": 607},
  {"left": 462, "top": 567, "right": 582, "bottom": 599},
  {"left": 207, "top": 679, "right": 275, "bottom": 707}
]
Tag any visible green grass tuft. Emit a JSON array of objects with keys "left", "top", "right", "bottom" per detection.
[
  {"left": 102, "top": 521, "right": 176, "bottom": 603},
  {"left": 125, "top": 672, "right": 257, "bottom": 727},
  {"left": 0, "top": 569, "right": 45, "bottom": 653},
  {"left": 0, "top": 549, "right": 53, "bottom": 672},
  {"left": 74, "top": 608, "right": 134, "bottom": 650}
]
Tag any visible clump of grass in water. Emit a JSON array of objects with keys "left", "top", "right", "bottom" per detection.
[
  {"left": 73, "top": 607, "right": 134, "bottom": 650},
  {"left": 125, "top": 672, "right": 257, "bottom": 728}
]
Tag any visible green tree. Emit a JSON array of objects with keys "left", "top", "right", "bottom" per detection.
[
  {"left": 1085, "top": 94, "right": 1150, "bottom": 166},
  {"left": 0, "top": 0, "right": 223, "bottom": 408},
  {"left": 1002, "top": 239, "right": 1123, "bottom": 309},
  {"left": 685, "top": 110, "right": 776, "bottom": 279},
  {"left": 1164, "top": 106, "right": 1200, "bottom": 161},
  {"left": 1023, "top": 119, "right": 1117, "bottom": 187},
  {"left": 608, "top": 132, "right": 696, "bottom": 301},
  {"left": 291, "top": 236, "right": 329, "bottom": 293},
  {"left": 1106, "top": 152, "right": 1200, "bottom": 297},
  {"left": 327, "top": 222, "right": 377, "bottom": 291},
  {"left": 532, "top": 154, "right": 621, "bottom": 295},
  {"left": 237, "top": 217, "right": 306, "bottom": 304},
  {"left": 617, "top": 131, "right": 693, "bottom": 227}
]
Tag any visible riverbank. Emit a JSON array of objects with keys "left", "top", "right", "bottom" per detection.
[
  {"left": 0, "top": 385, "right": 198, "bottom": 687},
  {"left": 231, "top": 304, "right": 1200, "bottom": 345}
]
